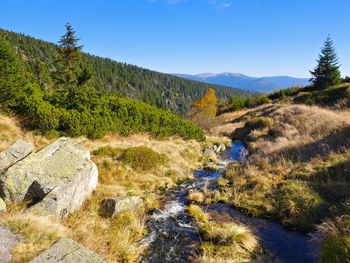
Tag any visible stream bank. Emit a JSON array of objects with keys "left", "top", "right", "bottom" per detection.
[{"left": 141, "top": 141, "right": 318, "bottom": 263}]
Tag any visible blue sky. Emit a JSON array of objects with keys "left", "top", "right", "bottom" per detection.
[{"left": 1, "top": 0, "right": 349, "bottom": 77}]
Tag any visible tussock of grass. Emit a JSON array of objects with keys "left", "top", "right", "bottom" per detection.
[
  {"left": 188, "top": 190, "right": 205, "bottom": 204},
  {"left": 0, "top": 212, "right": 70, "bottom": 263},
  {"left": 199, "top": 222, "right": 258, "bottom": 252},
  {"left": 187, "top": 204, "right": 209, "bottom": 223},
  {"left": 317, "top": 215, "right": 350, "bottom": 263}
]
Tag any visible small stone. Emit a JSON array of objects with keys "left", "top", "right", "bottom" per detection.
[
  {"left": 0, "top": 198, "right": 6, "bottom": 214},
  {"left": 0, "top": 225, "right": 19, "bottom": 263},
  {"left": 0, "top": 139, "right": 33, "bottom": 173},
  {"left": 99, "top": 196, "right": 143, "bottom": 218},
  {"left": 29, "top": 238, "right": 106, "bottom": 263}
]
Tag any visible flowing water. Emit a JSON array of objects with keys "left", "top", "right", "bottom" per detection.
[{"left": 141, "top": 141, "right": 318, "bottom": 263}]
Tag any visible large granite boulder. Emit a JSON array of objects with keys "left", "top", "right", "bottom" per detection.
[
  {"left": 0, "top": 225, "right": 19, "bottom": 263},
  {"left": 99, "top": 196, "right": 143, "bottom": 218},
  {"left": 1, "top": 138, "right": 98, "bottom": 218},
  {"left": 29, "top": 238, "right": 106, "bottom": 263},
  {"left": 0, "top": 139, "right": 33, "bottom": 174},
  {"left": 0, "top": 198, "right": 6, "bottom": 214}
]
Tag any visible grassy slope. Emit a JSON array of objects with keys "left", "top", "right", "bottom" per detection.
[
  {"left": 0, "top": 113, "right": 204, "bottom": 262},
  {"left": 208, "top": 87, "right": 350, "bottom": 261}
]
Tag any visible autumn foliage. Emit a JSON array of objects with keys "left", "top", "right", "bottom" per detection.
[{"left": 189, "top": 88, "right": 218, "bottom": 129}]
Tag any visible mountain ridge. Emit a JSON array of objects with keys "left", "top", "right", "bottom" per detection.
[{"left": 175, "top": 72, "right": 310, "bottom": 93}]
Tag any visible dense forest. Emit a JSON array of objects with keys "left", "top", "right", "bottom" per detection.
[
  {"left": 0, "top": 28, "right": 250, "bottom": 116},
  {"left": 0, "top": 24, "right": 209, "bottom": 140}
]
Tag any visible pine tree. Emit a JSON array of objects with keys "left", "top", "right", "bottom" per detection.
[
  {"left": 58, "top": 23, "right": 83, "bottom": 68},
  {"left": 0, "top": 33, "right": 25, "bottom": 110},
  {"left": 51, "top": 23, "right": 92, "bottom": 109},
  {"left": 310, "top": 36, "right": 341, "bottom": 89}
]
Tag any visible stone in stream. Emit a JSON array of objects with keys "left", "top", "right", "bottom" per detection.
[
  {"left": 99, "top": 196, "right": 143, "bottom": 218},
  {"left": 29, "top": 238, "right": 106, "bottom": 263},
  {"left": 0, "top": 225, "right": 19, "bottom": 263},
  {"left": 0, "top": 198, "right": 6, "bottom": 214},
  {"left": 0, "top": 139, "right": 33, "bottom": 173},
  {"left": 0, "top": 137, "right": 98, "bottom": 218},
  {"left": 203, "top": 148, "right": 217, "bottom": 161}
]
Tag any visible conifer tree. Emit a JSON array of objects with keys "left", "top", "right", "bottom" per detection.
[
  {"left": 51, "top": 23, "right": 92, "bottom": 109},
  {"left": 0, "top": 33, "right": 25, "bottom": 110},
  {"left": 310, "top": 36, "right": 341, "bottom": 89}
]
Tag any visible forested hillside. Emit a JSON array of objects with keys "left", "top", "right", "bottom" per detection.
[
  {"left": 0, "top": 25, "right": 207, "bottom": 140},
  {"left": 0, "top": 28, "right": 250, "bottom": 116}
]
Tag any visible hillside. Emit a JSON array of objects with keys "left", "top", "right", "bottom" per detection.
[
  {"left": 176, "top": 72, "right": 310, "bottom": 93},
  {"left": 203, "top": 83, "right": 350, "bottom": 262},
  {"left": 0, "top": 29, "right": 250, "bottom": 116}
]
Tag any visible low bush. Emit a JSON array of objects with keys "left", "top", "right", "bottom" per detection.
[{"left": 121, "top": 146, "right": 167, "bottom": 171}]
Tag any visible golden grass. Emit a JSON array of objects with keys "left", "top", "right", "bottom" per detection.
[
  {"left": 63, "top": 192, "right": 146, "bottom": 263},
  {"left": 248, "top": 104, "right": 350, "bottom": 161},
  {"left": 0, "top": 207, "right": 70, "bottom": 263},
  {"left": 187, "top": 190, "right": 205, "bottom": 204},
  {"left": 199, "top": 222, "right": 258, "bottom": 252},
  {"left": 0, "top": 113, "right": 49, "bottom": 152},
  {"left": 187, "top": 204, "right": 210, "bottom": 223}
]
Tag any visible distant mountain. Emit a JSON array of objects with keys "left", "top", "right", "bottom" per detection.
[{"left": 175, "top": 73, "right": 310, "bottom": 93}]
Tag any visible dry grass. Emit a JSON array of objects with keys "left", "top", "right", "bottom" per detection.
[
  {"left": 0, "top": 113, "right": 204, "bottom": 263},
  {"left": 0, "top": 205, "right": 70, "bottom": 263},
  {"left": 199, "top": 222, "right": 258, "bottom": 252},
  {"left": 247, "top": 104, "right": 350, "bottom": 161},
  {"left": 213, "top": 103, "right": 350, "bottom": 230},
  {"left": 188, "top": 190, "right": 205, "bottom": 204},
  {"left": 0, "top": 113, "right": 49, "bottom": 152},
  {"left": 187, "top": 204, "right": 210, "bottom": 223}
]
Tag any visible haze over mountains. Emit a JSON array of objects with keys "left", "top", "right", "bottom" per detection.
[{"left": 176, "top": 73, "right": 310, "bottom": 93}]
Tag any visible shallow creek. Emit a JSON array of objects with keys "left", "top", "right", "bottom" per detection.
[{"left": 141, "top": 141, "right": 318, "bottom": 263}]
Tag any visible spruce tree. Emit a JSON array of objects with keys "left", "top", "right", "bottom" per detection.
[
  {"left": 0, "top": 33, "right": 25, "bottom": 110},
  {"left": 51, "top": 23, "right": 92, "bottom": 109},
  {"left": 310, "top": 36, "right": 341, "bottom": 89}
]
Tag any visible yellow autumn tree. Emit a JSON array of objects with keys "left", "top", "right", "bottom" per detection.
[{"left": 188, "top": 88, "right": 218, "bottom": 129}]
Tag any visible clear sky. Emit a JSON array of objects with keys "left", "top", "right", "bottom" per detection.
[{"left": 1, "top": 0, "right": 349, "bottom": 77}]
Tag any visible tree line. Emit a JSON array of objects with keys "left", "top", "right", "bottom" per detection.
[{"left": 0, "top": 28, "right": 250, "bottom": 117}]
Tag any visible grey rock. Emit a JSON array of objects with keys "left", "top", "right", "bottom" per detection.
[
  {"left": 0, "top": 198, "right": 6, "bottom": 214},
  {"left": 203, "top": 148, "right": 217, "bottom": 161},
  {"left": 29, "top": 238, "right": 106, "bottom": 263},
  {"left": 99, "top": 196, "right": 143, "bottom": 218},
  {"left": 0, "top": 139, "right": 33, "bottom": 173},
  {"left": 0, "top": 225, "right": 19, "bottom": 263},
  {"left": 1, "top": 137, "right": 98, "bottom": 218},
  {"left": 203, "top": 148, "right": 215, "bottom": 156}
]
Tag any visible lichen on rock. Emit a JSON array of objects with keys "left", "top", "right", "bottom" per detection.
[{"left": 0, "top": 137, "right": 98, "bottom": 218}]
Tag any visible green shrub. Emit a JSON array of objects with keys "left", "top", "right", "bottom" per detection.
[{"left": 121, "top": 146, "right": 167, "bottom": 171}]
